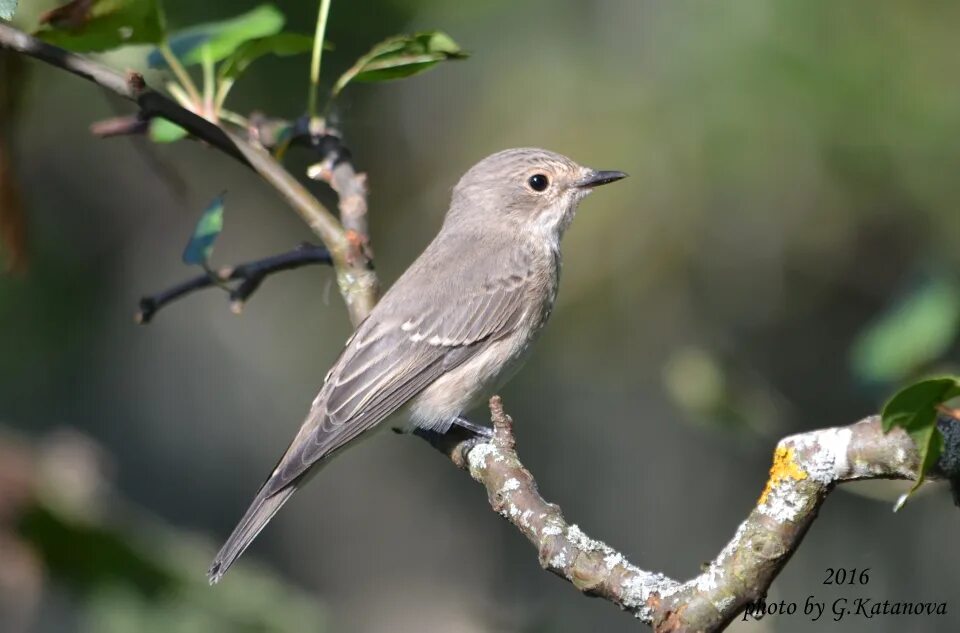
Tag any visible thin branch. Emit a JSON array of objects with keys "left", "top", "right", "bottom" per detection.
[
  {"left": 0, "top": 24, "right": 244, "bottom": 164},
  {"left": 85, "top": 120, "right": 375, "bottom": 322},
  {"left": 89, "top": 114, "right": 148, "bottom": 138},
  {"left": 427, "top": 397, "right": 958, "bottom": 632},
  {"left": 136, "top": 243, "right": 332, "bottom": 324},
  {"left": 0, "top": 23, "right": 378, "bottom": 325},
  {"left": 220, "top": 127, "right": 376, "bottom": 325},
  {"left": 0, "top": 23, "right": 132, "bottom": 97},
  {"left": 305, "top": 132, "right": 371, "bottom": 257}
]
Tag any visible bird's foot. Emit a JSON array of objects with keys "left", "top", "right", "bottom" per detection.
[{"left": 452, "top": 416, "right": 495, "bottom": 438}]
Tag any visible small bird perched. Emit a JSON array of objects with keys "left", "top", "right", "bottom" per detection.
[{"left": 208, "top": 148, "right": 625, "bottom": 583}]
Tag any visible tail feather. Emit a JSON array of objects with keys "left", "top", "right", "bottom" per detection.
[{"left": 208, "top": 484, "right": 298, "bottom": 584}]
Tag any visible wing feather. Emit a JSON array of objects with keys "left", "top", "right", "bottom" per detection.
[{"left": 261, "top": 242, "right": 542, "bottom": 496}]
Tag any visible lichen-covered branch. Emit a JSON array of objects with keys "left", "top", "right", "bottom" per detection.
[{"left": 429, "top": 398, "right": 957, "bottom": 632}]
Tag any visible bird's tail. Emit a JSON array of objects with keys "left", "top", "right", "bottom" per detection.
[{"left": 207, "top": 484, "right": 298, "bottom": 584}]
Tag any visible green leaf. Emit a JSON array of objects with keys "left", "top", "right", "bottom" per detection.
[
  {"left": 0, "top": 0, "right": 18, "bottom": 20},
  {"left": 147, "top": 4, "right": 284, "bottom": 68},
  {"left": 882, "top": 376, "right": 960, "bottom": 508},
  {"left": 850, "top": 277, "right": 960, "bottom": 384},
  {"left": 218, "top": 33, "right": 317, "bottom": 82},
  {"left": 18, "top": 504, "right": 176, "bottom": 596},
  {"left": 882, "top": 377, "right": 960, "bottom": 432},
  {"left": 35, "top": 0, "right": 164, "bottom": 52},
  {"left": 182, "top": 194, "right": 225, "bottom": 266},
  {"left": 332, "top": 31, "right": 468, "bottom": 97},
  {"left": 148, "top": 117, "right": 188, "bottom": 143}
]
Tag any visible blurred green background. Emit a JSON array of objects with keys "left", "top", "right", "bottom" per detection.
[{"left": 1, "top": 1, "right": 959, "bottom": 631}]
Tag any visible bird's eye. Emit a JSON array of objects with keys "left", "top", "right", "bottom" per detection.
[{"left": 528, "top": 174, "right": 549, "bottom": 192}]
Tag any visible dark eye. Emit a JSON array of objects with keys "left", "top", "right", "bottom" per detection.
[{"left": 528, "top": 174, "right": 549, "bottom": 192}]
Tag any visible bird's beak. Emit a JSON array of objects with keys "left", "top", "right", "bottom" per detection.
[{"left": 574, "top": 170, "right": 628, "bottom": 188}]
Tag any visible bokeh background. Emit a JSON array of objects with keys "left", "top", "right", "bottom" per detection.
[{"left": 2, "top": 1, "right": 959, "bottom": 631}]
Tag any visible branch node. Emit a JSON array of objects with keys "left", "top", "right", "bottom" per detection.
[{"left": 126, "top": 71, "right": 146, "bottom": 96}]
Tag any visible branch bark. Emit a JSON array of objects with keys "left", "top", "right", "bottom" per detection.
[{"left": 428, "top": 398, "right": 958, "bottom": 632}]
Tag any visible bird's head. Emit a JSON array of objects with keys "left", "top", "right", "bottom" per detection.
[{"left": 447, "top": 148, "right": 626, "bottom": 242}]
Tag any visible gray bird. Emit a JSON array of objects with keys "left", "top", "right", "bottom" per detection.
[{"left": 208, "top": 148, "right": 625, "bottom": 583}]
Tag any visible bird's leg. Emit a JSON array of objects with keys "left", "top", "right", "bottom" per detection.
[
  {"left": 399, "top": 418, "right": 494, "bottom": 468},
  {"left": 451, "top": 416, "right": 495, "bottom": 438}
]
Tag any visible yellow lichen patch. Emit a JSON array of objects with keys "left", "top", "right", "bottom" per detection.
[{"left": 758, "top": 446, "right": 808, "bottom": 506}]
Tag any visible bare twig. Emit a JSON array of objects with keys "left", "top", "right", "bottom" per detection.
[
  {"left": 253, "top": 114, "right": 373, "bottom": 260},
  {"left": 89, "top": 114, "right": 148, "bottom": 138},
  {"left": 0, "top": 23, "right": 377, "bottom": 325},
  {"left": 136, "top": 243, "right": 332, "bottom": 323},
  {"left": 85, "top": 107, "right": 373, "bottom": 315},
  {"left": 220, "top": 128, "right": 377, "bottom": 324},
  {"left": 9, "top": 20, "right": 954, "bottom": 633},
  {"left": 425, "top": 398, "right": 958, "bottom": 632}
]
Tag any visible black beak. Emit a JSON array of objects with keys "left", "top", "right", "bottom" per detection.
[{"left": 575, "top": 170, "right": 628, "bottom": 188}]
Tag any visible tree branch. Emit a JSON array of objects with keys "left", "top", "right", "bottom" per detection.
[
  {"left": 8, "top": 20, "right": 954, "bottom": 633},
  {"left": 430, "top": 397, "right": 958, "bottom": 632},
  {"left": 0, "top": 23, "right": 377, "bottom": 325},
  {"left": 135, "top": 243, "right": 332, "bottom": 324},
  {"left": 304, "top": 127, "right": 371, "bottom": 257}
]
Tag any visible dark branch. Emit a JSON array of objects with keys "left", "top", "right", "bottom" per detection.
[
  {"left": 136, "top": 243, "right": 332, "bottom": 324},
  {"left": 0, "top": 23, "right": 250, "bottom": 166}
]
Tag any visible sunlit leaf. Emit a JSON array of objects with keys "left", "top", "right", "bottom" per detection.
[
  {"left": 36, "top": 0, "right": 164, "bottom": 52},
  {"left": 218, "top": 33, "right": 318, "bottom": 82},
  {"left": 0, "top": 0, "right": 18, "bottom": 20},
  {"left": 882, "top": 376, "right": 960, "bottom": 507},
  {"left": 850, "top": 277, "right": 960, "bottom": 384},
  {"left": 332, "top": 31, "right": 468, "bottom": 97},
  {"left": 147, "top": 4, "right": 284, "bottom": 69},
  {"left": 182, "top": 194, "right": 225, "bottom": 266},
  {"left": 148, "top": 117, "right": 188, "bottom": 143}
]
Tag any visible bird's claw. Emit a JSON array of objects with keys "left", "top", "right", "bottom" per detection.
[{"left": 452, "top": 416, "right": 495, "bottom": 438}]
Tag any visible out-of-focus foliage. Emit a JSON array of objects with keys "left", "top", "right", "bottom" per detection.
[
  {"left": 1, "top": 428, "right": 326, "bottom": 633},
  {"left": 146, "top": 4, "right": 284, "bottom": 68},
  {"left": 331, "top": 31, "right": 467, "bottom": 97},
  {"left": 0, "top": 0, "right": 18, "bottom": 20},
  {"left": 35, "top": 0, "right": 164, "bottom": 51},
  {"left": 882, "top": 376, "right": 960, "bottom": 505},
  {"left": 218, "top": 33, "right": 317, "bottom": 82},
  {"left": 182, "top": 193, "right": 225, "bottom": 266},
  {"left": 851, "top": 277, "right": 960, "bottom": 384},
  {"left": 661, "top": 345, "right": 784, "bottom": 438},
  {"left": 148, "top": 117, "right": 188, "bottom": 143}
]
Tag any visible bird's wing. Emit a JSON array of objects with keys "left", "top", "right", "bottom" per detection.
[
  {"left": 210, "top": 239, "right": 546, "bottom": 582},
  {"left": 264, "top": 251, "right": 537, "bottom": 496}
]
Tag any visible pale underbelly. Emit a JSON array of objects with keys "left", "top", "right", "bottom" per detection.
[{"left": 405, "top": 331, "right": 537, "bottom": 432}]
